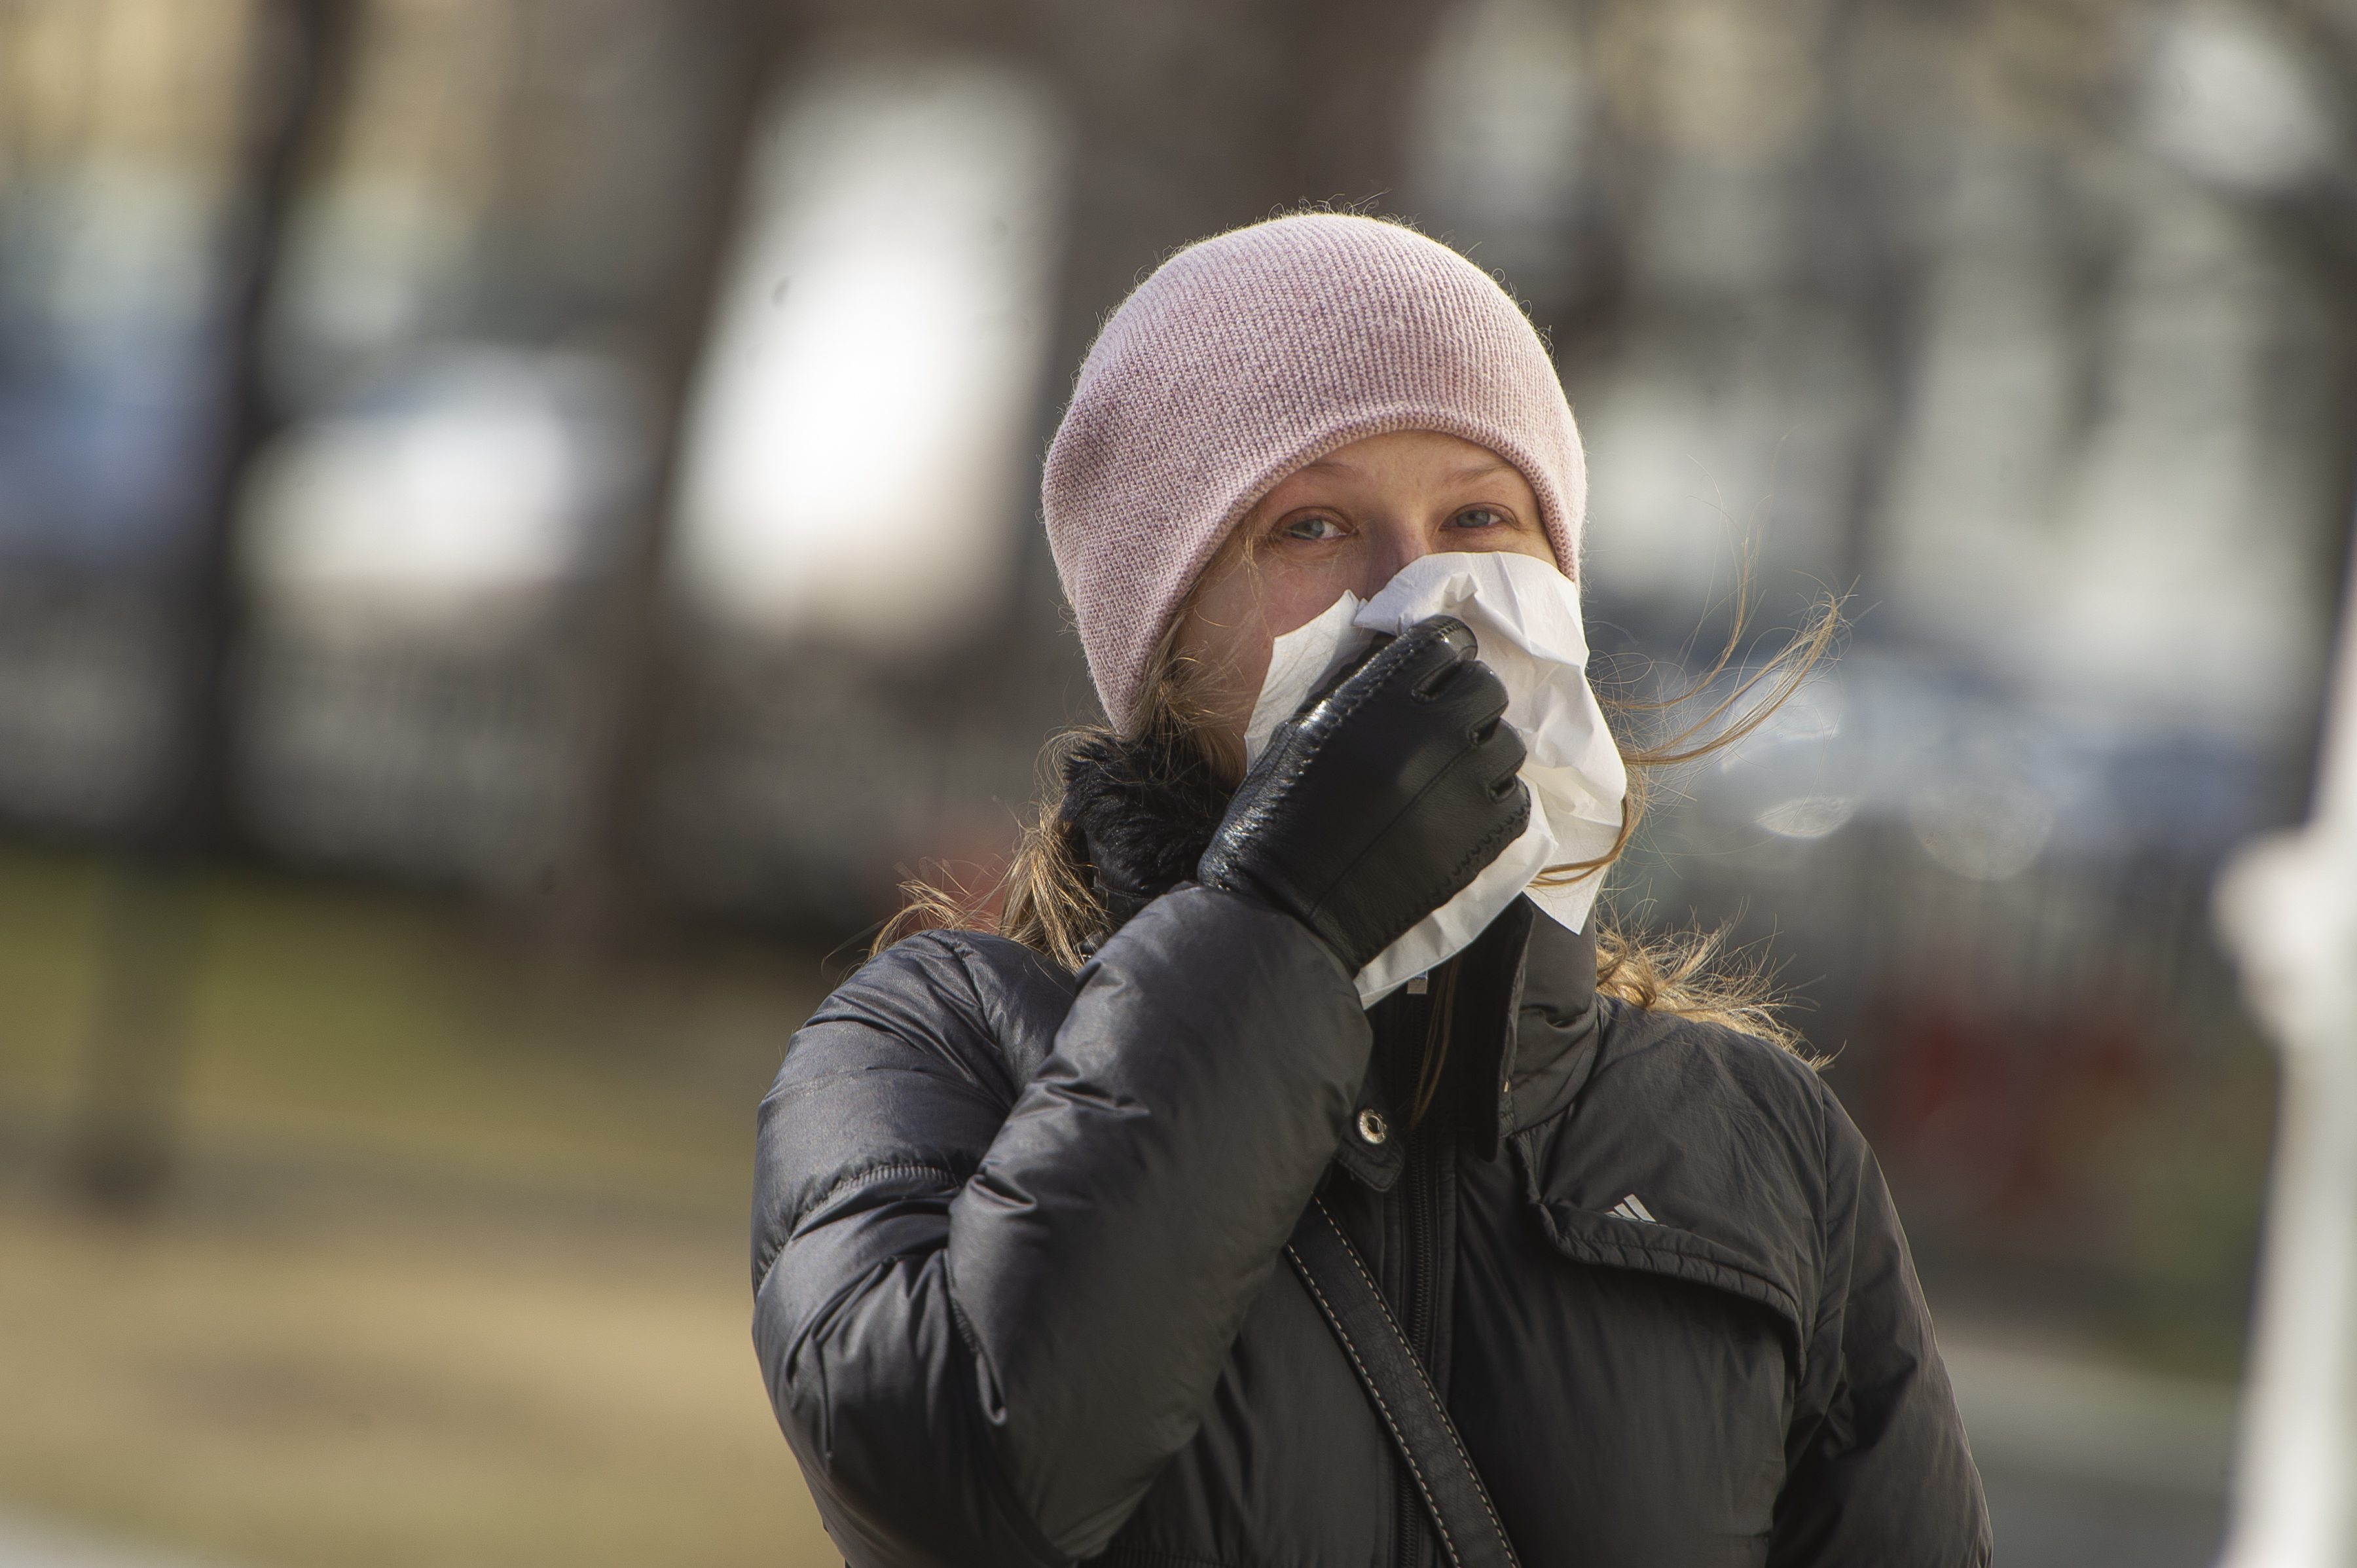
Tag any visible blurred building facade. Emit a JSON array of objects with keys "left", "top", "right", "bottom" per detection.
[{"left": 3, "top": 0, "right": 2352, "bottom": 1394}]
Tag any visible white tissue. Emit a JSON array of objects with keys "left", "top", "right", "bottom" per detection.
[{"left": 1241, "top": 552, "right": 1628, "bottom": 1006}]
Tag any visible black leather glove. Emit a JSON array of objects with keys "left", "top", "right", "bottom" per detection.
[{"left": 1196, "top": 614, "right": 1530, "bottom": 974}]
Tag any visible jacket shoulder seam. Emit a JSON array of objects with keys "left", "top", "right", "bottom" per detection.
[
  {"left": 809, "top": 931, "right": 1062, "bottom": 1098},
  {"left": 1632, "top": 1010, "right": 1823, "bottom": 1082},
  {"left": 797, "top": 1159, "right": 970, "bottom": 1231},
  {"left": 822, "top": 928, "right": 1053, "bottom": 1012},
  {"left": 757, "top": 1159, "right": 974, "bottom": 1297}
]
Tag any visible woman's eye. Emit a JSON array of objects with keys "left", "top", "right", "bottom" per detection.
[
  {"left": 1281, "top": 515, "right": 1346, "bottom": 541},
  {"left": 1451, "top": 507, "right": 1510, "bottom": 531}
]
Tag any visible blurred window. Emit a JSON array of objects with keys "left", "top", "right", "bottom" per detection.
[
  {"left": 0, "top": 0, "right": 257, "bottom": 831},
  {"left": 241, "top": 349, "right": 636, "bottom": 644},
  {"left": 223, "top": 0, "right": 710, "bottom": 890},
  {"left": 670, "top": 54, "right": 1069, "bottom": 657}
]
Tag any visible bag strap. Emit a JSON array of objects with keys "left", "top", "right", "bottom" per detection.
[{"left": 1285, "top": 1195, "right": 1523, "bottom": 1568}]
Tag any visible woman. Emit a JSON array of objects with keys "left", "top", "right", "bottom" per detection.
[{"left": 750, "top": 214, "right": 1990, "bottom": 1567}]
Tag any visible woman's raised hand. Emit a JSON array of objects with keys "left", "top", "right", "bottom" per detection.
[{"left": 1196, "top": 615, "right": 1530, "bottom": 974}]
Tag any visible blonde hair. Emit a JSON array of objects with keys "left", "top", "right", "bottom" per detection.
[{"left": 882, "top": 565, "right": 1841, "bottom": 1067}]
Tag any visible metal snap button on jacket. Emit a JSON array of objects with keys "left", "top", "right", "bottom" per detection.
[{"left": 1356, "top": 1108, "right": 1389, "bottom": 1146}]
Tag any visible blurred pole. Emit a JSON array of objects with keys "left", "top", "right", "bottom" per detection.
[
  {"left": 543, "top": 0, "right": 790, "bottom": 956},
  {"left": 2213, "top": 508, "right": 2357, "bottom": 1568},
  {"left": 72, "top": 0, "right": 355, "bottom": 1210}
]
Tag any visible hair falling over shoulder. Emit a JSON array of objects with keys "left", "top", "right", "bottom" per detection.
[
  {"left": 878, "top": 577, "right": 1844, "bottom": 1065},
  {"left": 879, "top": 608, "right": 1229, "bottom": 975}
]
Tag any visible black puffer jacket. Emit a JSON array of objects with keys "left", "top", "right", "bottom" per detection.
[{"left": 751, "top": 888, "right": 1991, "bottom": 1567}]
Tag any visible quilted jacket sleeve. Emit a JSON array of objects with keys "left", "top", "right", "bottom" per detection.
[
  {"left": 1768, "top": 1085, "right": 1992, "bottom": 1566},
  {"left": 750, "top": 885, "right": 1370, "bottom": 1567}
]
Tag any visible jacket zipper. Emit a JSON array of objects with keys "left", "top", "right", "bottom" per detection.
[
  {"left": 1397, "top": 1117, "right": 1440, "bottom": 1568},
  {"left": 1380, "top": 983, "right": 1447, "bottom": 1568}
]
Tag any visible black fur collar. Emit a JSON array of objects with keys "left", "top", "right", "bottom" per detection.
[{"left": 1061, "top": 731, "right": 1231, "bottom": 938}]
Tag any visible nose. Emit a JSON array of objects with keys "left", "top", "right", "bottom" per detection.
[{"left": 1353, "top": 518, "right": 1433, "bottom": 599}]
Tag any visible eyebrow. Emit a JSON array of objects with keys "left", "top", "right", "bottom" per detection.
[{"left": 1442, "top": 458, "right": 1516, "bottom": 483}]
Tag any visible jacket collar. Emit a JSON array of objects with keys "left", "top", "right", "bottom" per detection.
[
  {"left": 1336, "top": 898, "right": 1601, "bottom": 1188},
  {"left": 1476, "top": 896, "right": 1603, "bottom": 1148}
]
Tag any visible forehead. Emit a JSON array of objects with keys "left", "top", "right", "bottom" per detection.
[{"left": 1287, "top": 429, "right": 1526, "bottom": 488}]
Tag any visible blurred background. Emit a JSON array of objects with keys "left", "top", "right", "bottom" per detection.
[{"left": 0, "top": 0, "right": 2350, "bottom": 1563}]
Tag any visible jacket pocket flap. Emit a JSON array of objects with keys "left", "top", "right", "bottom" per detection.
[{"left": 1522, "top": 1192, "right": 1807, "bottom": 1345}]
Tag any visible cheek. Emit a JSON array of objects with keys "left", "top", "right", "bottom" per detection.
[
  {"left": 1507, "top": 530, "right": 1559, "bottom": 567},
  {"left": 1176, "top": 568, "right": 1275, "bottom": 698},
  {"left": 1262, "top": 572, "right": 1359, "bottom": 640},
  {"left": 1177, "top": 560, "right": 1355, "bottom": 708}
]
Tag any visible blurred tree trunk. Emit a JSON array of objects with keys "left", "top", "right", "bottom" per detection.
[
  {"left": 978, "top": 0, "right": 1457, "bottom": 744},
  {"left": 74, "top": 0, "right": 358, "bottom": 1210},
  {"left": 550, "top": 0, "right": 1452, "bottom": 947},
  {"left": 538, "top": 0, "right": 800, "bottom": 957}
]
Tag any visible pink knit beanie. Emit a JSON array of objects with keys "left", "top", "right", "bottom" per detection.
[{"left": 1043, "top": 213, "right": 1586, "bottom": 730}]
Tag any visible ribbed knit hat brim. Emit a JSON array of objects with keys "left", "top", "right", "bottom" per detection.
[{"left": 1042, "top": 213, "right": 1586, "bottom": 730}]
